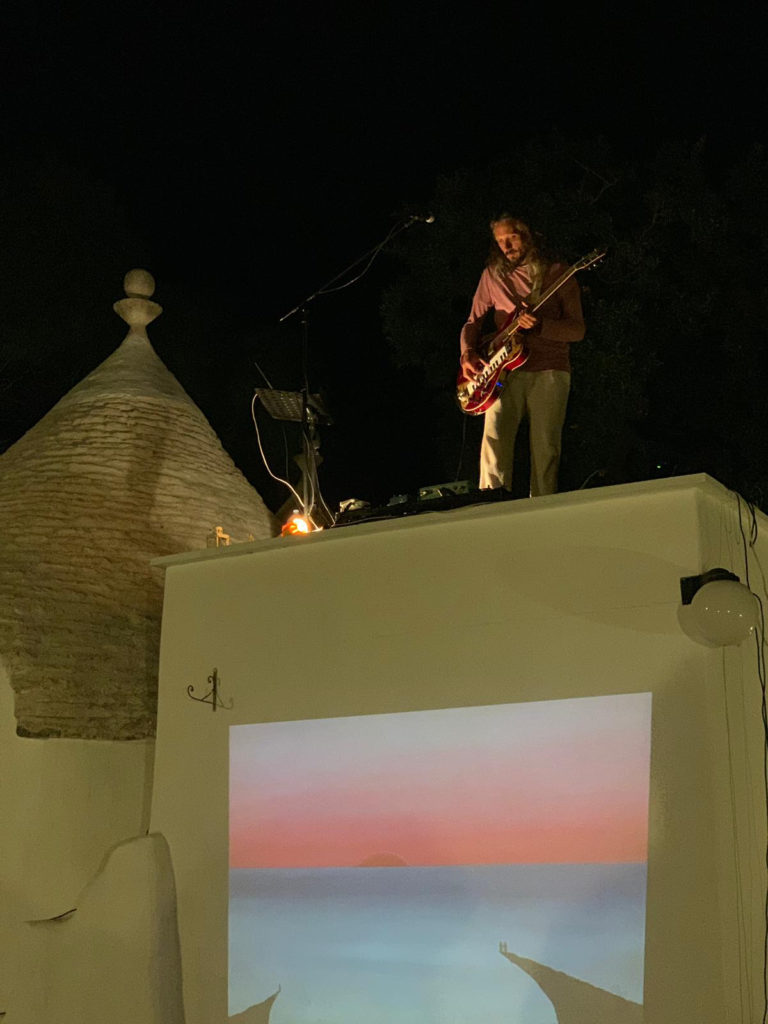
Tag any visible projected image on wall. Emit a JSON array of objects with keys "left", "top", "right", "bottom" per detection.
[{"left": 230, "top": 693, "right": 652, "bottom": 1024}]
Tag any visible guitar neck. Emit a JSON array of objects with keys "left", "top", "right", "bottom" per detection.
[
  {"left": 530, "top": 263, "right": 580, "bottom": 313},
  {"left": 498, "top": 261, "right": 582, "bottom": 350}
]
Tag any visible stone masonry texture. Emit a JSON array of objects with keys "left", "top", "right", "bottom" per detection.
[{"left": 0, "top": 332, "right": 276, "bottom": 739}]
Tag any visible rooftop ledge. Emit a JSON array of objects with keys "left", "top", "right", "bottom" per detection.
[{"left": 152, "top": 473, "right": 747, "bottom": 570}]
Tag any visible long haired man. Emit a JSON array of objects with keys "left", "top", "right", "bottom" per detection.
[{"left": 460, "top": 215, "right": 585, "bottom": 495}]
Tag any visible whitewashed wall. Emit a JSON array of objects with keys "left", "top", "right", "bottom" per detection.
[
  {"left": 149, "top": 475, "right": 768, "bottom": 1024},
  {"left": 0, "top": 664, "right": 154, "bottom": 1018}
]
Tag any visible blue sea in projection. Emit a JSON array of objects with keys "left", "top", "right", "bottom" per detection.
[{"left": 229, "top": 863, "right": 646, "bottom": 1023}]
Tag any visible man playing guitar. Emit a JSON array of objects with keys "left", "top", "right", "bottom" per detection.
[{"left": 460, "top": 215, "right": 585, "bottom": 496}]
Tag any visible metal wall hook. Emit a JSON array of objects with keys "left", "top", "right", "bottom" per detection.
[{"left": 186, "top": 668, "right": 234, "bottom": 712}]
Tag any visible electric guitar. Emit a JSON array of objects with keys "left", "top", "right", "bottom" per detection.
[{"left": 456, "top": 248, "right": 605, "bottom": 415}]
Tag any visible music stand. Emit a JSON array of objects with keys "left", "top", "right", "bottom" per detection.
[
  {"left": 254, "top": 388, "right": 332, "bottom": 521},
  {"left": 254, "top": 389, "right": 304, "bottom": 423},
  {"left": 270, "top": 214, "right": 431, "bottom": 526}
]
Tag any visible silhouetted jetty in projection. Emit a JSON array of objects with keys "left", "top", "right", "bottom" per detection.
[
  {"left": 499, "top": 942, "right": 643, "bottom": 1024},
  {"left": 229, "top": 985, "right": 280, "bottom": 1023}
]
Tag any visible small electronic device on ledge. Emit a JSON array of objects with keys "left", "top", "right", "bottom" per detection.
[{"left": 334, "top": 484, "right": 514, "bottom": 528}]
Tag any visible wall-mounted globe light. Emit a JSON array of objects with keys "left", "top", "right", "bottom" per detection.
[{"left": 680, "top": 568, "right": 758, "bottom": 646}]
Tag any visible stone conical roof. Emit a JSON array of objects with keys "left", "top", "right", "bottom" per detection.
[{"left": 0, "top": 269, "right": 276, "bottom": 739}]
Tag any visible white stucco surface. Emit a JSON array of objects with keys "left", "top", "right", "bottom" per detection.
[
  {"left": 149, "top": 475, "right": 768, "bottom": 1024},
  {"left": 6, "top": 833, "right": 184, "bottom": 1024},
  {"left": 0, "top": 666, "right": 153, "bottom": 1016},
  {"left": 0, "top": 270, "right": 279, "bottom": 1023}
]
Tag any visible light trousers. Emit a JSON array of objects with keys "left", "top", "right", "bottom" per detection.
[{"left": 479, "top": 369, "right": 571, "bottom": 496}]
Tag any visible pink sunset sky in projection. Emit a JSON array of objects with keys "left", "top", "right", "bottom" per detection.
[{"left": 230, "top": 694, "right": 652, "bottom": 869}]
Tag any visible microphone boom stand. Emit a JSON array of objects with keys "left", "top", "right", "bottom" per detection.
[{"left": 276, "top": 216, "right": 429, "bottom": 526}]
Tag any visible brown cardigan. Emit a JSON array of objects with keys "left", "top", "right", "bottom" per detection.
[
  {"left": 521, "top": 262, "right": 585, "bottom": 373},
  {"left": 461, "top": 260, "right": 585, "bottom": 373}
]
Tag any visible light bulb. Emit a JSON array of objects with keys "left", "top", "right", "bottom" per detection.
[
  {"left": 281, "top": 513, "right": 312, "bottom": 536},
  {"left": 690, "top": 579, "right": 757, "bottom": 646}
]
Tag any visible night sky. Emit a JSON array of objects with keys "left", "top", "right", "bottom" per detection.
[{"left": 3, "top": 1, "right": 766, "bottom": 514}]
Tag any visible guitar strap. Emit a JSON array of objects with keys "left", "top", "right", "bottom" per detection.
[
  {"left": 506, "top": 261, "right": 543, "bottom": 310},
  {"left": 529, "top": 261, "right": 545, "bottom": 304},
  {"left": 494, "top": 263, "right": 543, "bottom": 396}
]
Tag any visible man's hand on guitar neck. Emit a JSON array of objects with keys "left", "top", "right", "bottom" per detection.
[{"left": 516, "top": 309, "right": 538, "bottom": 331}]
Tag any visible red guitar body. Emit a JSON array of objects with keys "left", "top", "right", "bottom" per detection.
[{"left": 456, "top": 316, "right": 529, "bottom": 415}]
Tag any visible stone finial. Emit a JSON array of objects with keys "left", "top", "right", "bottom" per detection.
[{"left": 113, "top": 268, "right": 163, "bottom": 338}]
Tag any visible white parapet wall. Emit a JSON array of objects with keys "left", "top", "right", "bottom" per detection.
[
  {"left": 5, "top": 833, "right": 184, "bottom": 1024},
  {"left": 149, "top": 475, "right": 768, "bottom": 1024},
  {"left": 0, "top": 669, "right": 155, "bottom": 1019}
]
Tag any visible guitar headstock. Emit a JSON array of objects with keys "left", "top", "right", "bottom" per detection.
[{"left": 575, "top": 248, "right": 607, "bottom": 271}]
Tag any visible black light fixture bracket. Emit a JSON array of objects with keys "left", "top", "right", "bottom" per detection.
[{"left": 680, "top": 567, "right": 740, "bottom": 606}]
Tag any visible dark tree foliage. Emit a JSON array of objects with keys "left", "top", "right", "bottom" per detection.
[
  {"left": 4, "top": 138, "right": 768, "bottom": 513},
  {"left": 381, "top": 135, "right": 768, "bottom": 505}
]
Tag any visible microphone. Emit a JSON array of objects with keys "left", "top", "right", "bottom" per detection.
[{"left": 407, "top": 212, "right": 436, "bottom": 224}]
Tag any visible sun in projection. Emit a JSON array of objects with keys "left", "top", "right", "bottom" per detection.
[{"left": 358, "top": 853, "right": 408, "bottom": 867}]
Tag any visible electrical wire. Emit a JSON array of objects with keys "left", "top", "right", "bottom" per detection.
[
  {"left": 295, "top": 306, "right": 336, "bottom": 531},
  {"left": 297, "top": 424, "right": 317, "bottom": 514},
  {"left": 277, "top": 217, "right": 416, "bottom": 524},
  {"left": 297, "top": 421, "right": 337, "bottom": 529},
  {"left": 754, "top": 592, "right": 768, "bottom": 1024},
  {"left": 579, "top": 468, "right": 607, "bottom": 489},
  {"left": 453, "top": 412, "right": 468, "bottom": 483},
  {"left": 253, "top": 358, "right": 274, "bottom": 390},
  {"left": 722, "top": 644, "right": 753, "bottom": 1022},
  {"left": 250, "top": 394, "right": 304, "bottom": 510},
  {"left": 735, "top": 492, "right": 768, "bottom": 1023},
  {"left": 254, "top": 359, "right": 295, "bottom": 488},
  {"left": 316, "top": 482, "right": 337, "bottom": 527},
  {"left": 250, "top": 392, "right": 335, "bottom": 531},
  {"left": 317, "top": 219, "right": 408, "bottom": 297}
]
